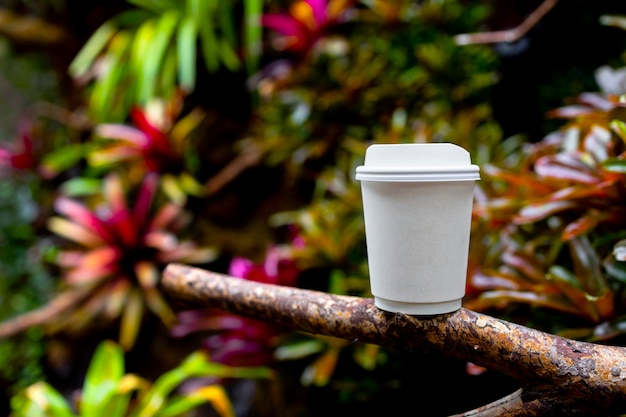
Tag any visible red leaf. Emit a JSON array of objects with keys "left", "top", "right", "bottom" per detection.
[
  {"left": 108, "top": 210, "right": 138, "bottom": 248},
  {"left": 133, "top": 173, "right": 158, "bottom": 227},
  {"left": 561, "top": 209, "right": 609, "bottom": 241},
  {"left": 130, "top": 107, "right": 173, "bottom": 156},
  {"left": 476, "top": 290, "right": 582, "bottom": 316},
  {"left": 501, "top": 250, "right": 545, "bottom": 282},
  {"left": 469, "top": 269, "right": 525, "bottom": 291},
  {"left": 515, "top": 200, "right": 577, "bottom": 224},
  {"left": 534, "top": 153, "right": 601, "bottom": 184},
  {"left": 547, "top": 181, "right": 616, "bottom": 201},
  {"left": 482, "top": 164, "right": 553, "bottom": 194}
]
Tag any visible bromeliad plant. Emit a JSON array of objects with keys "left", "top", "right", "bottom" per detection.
[
  {"left": 10, "top": 339, "right": 272, "bottom": 417},
  {"left": 248, "top": 0, "right": 500, "bottom": 183},
  {"left": 90, "top": 94, "right": 206, "bottom": 204},
  {"left": 261, "top": 0, "right": 355, "bottom": 55},
  {"left": 69, "top": 0, "right": 263, "bottom": 122},
  {"left": 47, "top": 173, "right": 216, "bottom": 350},
  {"left": 0, "top": 0, "right": 505, "bottom": 413},
  {"left": 173, "top": 238, "right": 300, "bottom": 369},
  {"left": 469, "top": 64, "right": 626, "bottom": 341},
  {"left": 203, "top": 0, "right": 502, "bottom": 393}
]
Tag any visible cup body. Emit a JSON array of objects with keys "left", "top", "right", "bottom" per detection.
[{"left": 355, "top": 143, "right": 479, "bottom": 315}]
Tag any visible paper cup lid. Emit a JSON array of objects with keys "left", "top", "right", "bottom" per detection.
[{"left": 355, "top": 143, "right": 480, "bottom": 182}]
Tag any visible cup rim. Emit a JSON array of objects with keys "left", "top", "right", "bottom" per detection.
[{"left": 355, "top": 165, "right": 480, "bottom": 182}]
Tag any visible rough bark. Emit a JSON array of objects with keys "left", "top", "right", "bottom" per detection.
[{"left": 162, "top": 263, "right": 626, "bottom": 417}]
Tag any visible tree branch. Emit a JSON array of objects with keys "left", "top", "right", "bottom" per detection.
[
  {"left": 204, "top": 149, "right": 262, "bottom": 196},
  {"left": 162, "top": 263, "right": 626, "bottom": 417},
  {"left": 454, "top": 0, "right": 559, "bottom": 46},
  {"left": 0, "top": 8, "right": 66, "bottom": 45},
  {"left": 0, "top": 286, "right": 93, "bottom": 339}
]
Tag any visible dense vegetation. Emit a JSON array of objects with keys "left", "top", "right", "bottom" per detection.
[{"left": 2, "top": 0, "right": 626, "bottom": 415}]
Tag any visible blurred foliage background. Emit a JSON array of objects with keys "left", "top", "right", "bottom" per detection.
[{"left": 3, "top": 0, "right": 626, "bottom": 416}]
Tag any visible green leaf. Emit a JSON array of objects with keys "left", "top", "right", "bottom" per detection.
[
  {"left": 244, "top": 0, "right": 263, "bottom": 73},
  {"left": 131, "top": 18, "right": 157, "bottom": 91},
  {"left": 139, "top": 10, "right": 180, "bottom": 103},
  {"left": 568, "top": 235, "right": 608, "bottom": 297},
  {"left": 176, "top": 16, "right": 197, "bottom": 92},
  {"left": 113, "top": 9, "right": 155, "bottom": 27},
  {"left": 60, "top": 177, "right": 103, "bottom": 197},
  {"left": 102, "top": 393, "right": 134, "bottom": 417},
  {"left": 603, "top": 157, "right": 626, "bottom": 173},
  {"left": 183, "top": 352, "right": 272, "bottom": 380},
  {"left": 40, "top": 143, "right": 86, "bottom": 176},
  {"left": 130, "top": 367, "right": 188, "bottom": 417},
  {"left": 159, "top": 45, "right": 178, "bottom": 99},
  {"left": 69, "top": 21, "right": 117, "bottom": 78},
  {"left": 547, "top": 265, "right": 582, "bottom": 290},
  {"left": 187, "top": 0, "right": 209, "bottom": 29},
  {"left": 199, "top": 12, "right": 219, "bottom": 72},
  {"left": 81, "top": 341, "right": 125, "bottom": 417},
  {"left": 96, "top": 374, "right": 148, "bottom": 417},
  {"left": 157, "top": 386, "right": 234, "bottom": 417},
  {"left": 218, "top": 0, "right": 236, "bottom": 45},
  {"left": 603, "top": 256, "right": 626, "bottom": 284},
  {"left": 274, "top": 339, "right": 326, "bottom": 361},
  {"left": 155, "top": 395, "right": 214, "bottom": 417},
  {"left": 11, "top": 382, "right": 74, "bottom": 417},
  {"left": 127, "top": 0, "right": 179, "bottom": 13},
  {"left": 185, "top": 0, "right": 210, "bottom": 76},
  {"left": 89, "top": 31, "right": 132, "bottom": 121},
  {"left": 219, "top": 37, "right": 241, "bottom": 72}
]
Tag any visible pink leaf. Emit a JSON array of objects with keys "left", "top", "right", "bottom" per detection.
[
  {"left": 501, "top": 251, "right": 545, "bottom": 282},
  {"left": 515, "top": 200, "right": 577, "bottom": 224},
  {"left": 306, "top": 0, "right": 328, "bottom": 26},
  {"left": 149, "top": 203, "right": 182, "bottom": 230},
  {"left": 535, "top": 153, "right": 601, "bottom": 184},
  {"left": 48, "top": 217, "right": 105, "bottom": 248},
  {"left": 95, "top": 124, "right": 149, "bottom": 147},
  {"left": 54, "top": 197, "right": 114, "bottom": 243},
  {"left": 261, "top": 14, "right": 303, "bottom": 36},
  {"left": 547, "top": 105, "right": 594, "bottom": 119}
]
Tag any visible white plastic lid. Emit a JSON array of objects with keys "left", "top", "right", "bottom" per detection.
[{"left": 355, "top": 143, "right": 480, "bottom": 182}]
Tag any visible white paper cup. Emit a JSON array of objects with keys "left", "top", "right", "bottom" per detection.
[{"left": 355, "top": 143, "right": 480, "bottom": 315}]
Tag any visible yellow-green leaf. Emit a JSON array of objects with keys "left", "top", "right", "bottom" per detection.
[
  {"left": 119, "top": 288, "right": 145, "bottom": 351},
  {"left": 199, "top": 15, "right": 219, "bottom": 72},
  {"left": 139, "top": 11, "right": 180, "bottom": 103},
  {"left": 161, "top": 385, "right": 235, "bottom": 417},
  {"left": 89, "top": 32, "right": 132, "bottom": 121},
  {"left": 81, "top": 340, "right": 125, "bottom": 417},
  {"left": 69, "top": 21, "right": 117, "bottom": 78},
  {"left": 219, "top": 37, "right": 240, "bottom": 72},
  {"left": 176, "top": 16, "right": 197, "bottom": 92}
]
